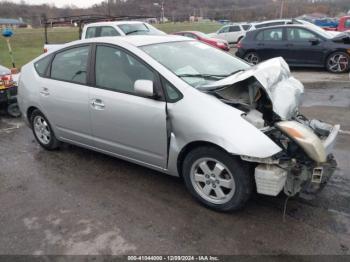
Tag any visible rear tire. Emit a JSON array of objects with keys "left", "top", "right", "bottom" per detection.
[
  {"left": 326, "top": 52, "right": 349, "bottom": 73},
  {"left": 244, "top": 52, "right": 260, "bottom": 65},
  {"left": 182, "top": 146, "right": 253, "bottom": 212},
  {"left": 30, "top": 109, "right": 60, "bottom": 150}
]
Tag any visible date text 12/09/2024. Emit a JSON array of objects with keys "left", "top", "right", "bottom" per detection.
[{"left": 127, "top": 256, "right": 220, "bottom": 261}]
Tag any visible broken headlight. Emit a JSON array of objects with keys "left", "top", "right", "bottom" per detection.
[{"left": 276, "top": 121, "right": 327, "bottom": 163}]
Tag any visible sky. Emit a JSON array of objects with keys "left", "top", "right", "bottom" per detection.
[{"left": 5, "top": 0, "right": 105, "bottom": 8}]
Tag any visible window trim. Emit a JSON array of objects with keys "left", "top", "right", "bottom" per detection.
[
  {"left": 47, "top": 44, "right": 93, "bottom": 86},
  {"left": 91, "top": 43, "right": 166, "bottom": 101}
]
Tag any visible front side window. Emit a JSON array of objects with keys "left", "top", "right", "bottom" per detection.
[
  {"left": 95, "top": 45, "right": 155, "bottom": 94},
  {"left": 141, "top": 41, "right": 250, "bottom": 88},
  {"left": 256, "top": 28, "right": 283, "bottom": 41},
  {"left": 287, "top": 28, "right": 317, "bottom": 41},
  {"left": 218, "top": 27, "right": 229, "bottom": 34},
  {"left": 51, "top": 46, "right": 90, "bottom": 84},
  {"left": 100, "top": 26, "right": 120, "bottom": 37}
]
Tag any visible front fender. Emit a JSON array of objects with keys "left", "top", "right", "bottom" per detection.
[{"left": 165, "top": 90, "right": 282, "bottom": 176}]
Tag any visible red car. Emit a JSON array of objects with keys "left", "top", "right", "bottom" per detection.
[{"left": 173, "top": 31, "right": 230, "bottom": 51}]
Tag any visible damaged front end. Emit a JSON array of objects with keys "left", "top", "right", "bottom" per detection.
[{"left": 201, "top": 57, "right": 340, "bottom": 198}]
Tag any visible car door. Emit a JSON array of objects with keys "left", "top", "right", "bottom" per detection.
[
  {"left": 227, "top": 25, "right": 242, "bottom": 43},
  {"left": 285, "top": 27, "right": 325, "bottom": 65},
  {"left": 38, "top": 45, "right": 93, "bottom": 146},
  {"left": 255, "top": 27, "right": 287, "bottom": 61},
  {"left": 89, "top": 44, "right": 168, "bottom": 168}
]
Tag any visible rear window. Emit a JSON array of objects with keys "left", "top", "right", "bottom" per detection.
[{"left": 34, "top": 55, "right": 52, "bottom": 77}]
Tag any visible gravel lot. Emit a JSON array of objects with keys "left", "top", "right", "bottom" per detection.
[{"left": 0, "top": 84, "right": 349, "bottom": 255}]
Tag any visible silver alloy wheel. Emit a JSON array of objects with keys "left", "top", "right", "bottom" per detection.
[
  {"left": 190, "top": 157, "right": 236, "bottom": 205},
  {"left": 244, "top": 53, "right": 259, "bottom": 65},
  {"left": 33, "top": 116, "right": 51, "bottom": 145},
  {"left": 327, "top": 53, "right": 349, "bottom": 73}
]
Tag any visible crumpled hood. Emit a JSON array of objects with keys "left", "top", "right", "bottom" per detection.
[{"left": 203, "top": 57, "right": 304, "bottom": 120}]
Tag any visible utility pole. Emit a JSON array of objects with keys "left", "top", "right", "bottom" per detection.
[
  {"left": 161, "top": 0, "right": 165, "bottom": 23},
  {"left": 279, "top": 0, "right": 285, "bottom": 19}
]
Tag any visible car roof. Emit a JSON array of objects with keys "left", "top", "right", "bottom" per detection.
[
  {"left": 64, "top": 35, "right": 191, "bottom": 48},
  {"left": 85, "top": 20, "right": 148, "bottom": 27}
]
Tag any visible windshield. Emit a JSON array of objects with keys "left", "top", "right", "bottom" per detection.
[
  {"left": 118, "top": 23, "right": 150, "bottom": 35},
  {"left": 141, "top": 41, "right": 250, "bottom": 88}
]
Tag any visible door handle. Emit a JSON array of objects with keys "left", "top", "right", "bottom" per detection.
[
  {"left": 40, "top": 87, "right": 50, "bottom": 96},
  {"left": 91, "top": 99, "right": 105, "bottom": 110}
]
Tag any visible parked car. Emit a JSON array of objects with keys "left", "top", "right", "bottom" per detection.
[
  {"left": 19, "top": 36, "right": 339, "bottom": 212},
  {"left": 323, "top": 16, "right": 350, "bottom": 32},
  {"left": 44, "top": 21, "right": 166, "bottom": 53},
  {"left": 208, "top": 23, "right": 250, "bottom": 44},
  {"left": 173, "top": 31, "right": 229, "bottom": 51},
  {"left": 236, "top": 24, "right": 350, "bottom": 73},
  {"left": 0, "top": 65, "right": 20, "bottom": 117}
]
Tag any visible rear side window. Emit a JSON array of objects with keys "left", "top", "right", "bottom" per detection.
[
  {"left": 256, "top": 28, "right": 283, "bottom": 41},
  {"left": 100, "top": 26, "right": 120, "bottom": 37},
  {"left": 86, "top": 27, "right": 97, "bottom": 39},
  {"left": 218, "top": 27, "right": 229, "bottom": 34},
  {"left": 51, "top": 46, "right": 90, "bottom": 85},
  {"left": 34, "top": 55, "right": 52, "bottom": 77}
]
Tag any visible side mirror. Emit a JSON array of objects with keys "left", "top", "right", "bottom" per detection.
[
  {"left": 134, "top": 80, "right": 154, "bottom": 98},
  {"left": 309, "top": 38, "right": 320, "bottom": 45}
]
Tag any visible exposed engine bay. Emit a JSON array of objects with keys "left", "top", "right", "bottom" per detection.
[{"left": 200, "top": 58, "right": 340, "bottom": 198}]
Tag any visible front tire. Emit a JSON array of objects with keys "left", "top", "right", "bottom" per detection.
[
  {"left": 182, "top": 146, "right": 252, "bottom": 212},
  {"left": 326, "top": 52, "right": 349, "bottom": 73},
  {"left": 30, "top": 109, "right": 60, "bottom": 150}
]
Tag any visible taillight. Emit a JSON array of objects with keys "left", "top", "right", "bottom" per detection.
[
  {"left": 44, "top": 48, "right": 48, "bottom": 53},
  {"left": 236, "top": 41, "right": 242, "bottom": 49}
]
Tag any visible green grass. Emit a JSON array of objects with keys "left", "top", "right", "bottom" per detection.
[{"left": 0, "top": 22, "right": 221, "bottom": 69}]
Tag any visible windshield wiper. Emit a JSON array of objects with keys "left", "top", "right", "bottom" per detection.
[
  {"left": 177, "top": 70, "right": 244, "bottom": 81},
  {"left": 125, "top": 30, "right": 148, "bottom": 35}
]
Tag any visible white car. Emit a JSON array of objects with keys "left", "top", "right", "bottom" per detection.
[
  {"left": 44, "top": 21, "right": 166, "bottom": 53},
  {"left": 208, "top": 23, "right": 250, "bottom": 44}
]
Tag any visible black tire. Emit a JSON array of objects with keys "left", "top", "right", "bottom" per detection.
[
  {"left": 182, "top": 146, "right": 253, "bottom": 212},
  {"left": 7, "top": 103, "right": 21, "bottom": 118},
  {"left": 326, "top": 51, "right": 350, "bottom": 73},
  {"left": 30, "top": 109, "right": 60, "bottom": 150},
  {"left": 243, "top": 51, "right": 260, "bottom": 65}
]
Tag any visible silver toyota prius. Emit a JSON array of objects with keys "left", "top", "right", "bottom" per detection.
[{"left": 18, "top": 35, "right": 340, "bottom": 212}]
